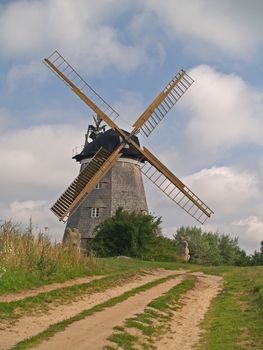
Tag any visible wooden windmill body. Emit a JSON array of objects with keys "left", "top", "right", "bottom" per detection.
[
  {"left": 65, "top": 122, "right": 148, "bottom": 250},
  {"left": 44, "top": 50, "right": 214, "bottom": 249}
]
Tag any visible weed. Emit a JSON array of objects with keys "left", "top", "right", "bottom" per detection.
[
  {"left": 0, "top": 221, "right": 99, "bottom": 294},
  {"left": 108, "top": 331, "right": 138, "bottom": 348}
]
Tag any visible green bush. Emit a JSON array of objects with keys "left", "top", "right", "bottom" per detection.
[
  {"left": 88, "top": 208, "right": 176, "bottom": 261},
  {"left": 250, "top": 241, "right": 263, "bottom": 266},
  {"left": 174, "top": 226, "right": 249, "bottom": 266}
]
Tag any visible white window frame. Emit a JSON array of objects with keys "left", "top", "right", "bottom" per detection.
[
  {"left": 91, "top": 207, "right": 100, "bottom": 218},
  {"left": 95, "top": 183, "right": 101, "bottom": 189}
]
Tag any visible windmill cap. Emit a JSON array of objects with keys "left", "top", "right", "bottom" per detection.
[{"left": 73, "top": 128, "right": 143, "bottom": 162}]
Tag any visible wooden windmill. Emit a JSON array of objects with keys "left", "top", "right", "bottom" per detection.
[{"left": 44, "top": 50, "right": 213, "bottom": 234}]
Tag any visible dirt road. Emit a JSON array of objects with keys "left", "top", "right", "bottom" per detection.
[
  {"left": 0, "top": 270, "right": 222, "bottom": 350},
  {"left": 154, "top": 273, "right": 222, "bottom": 350},
  {"left": 0, "top": 269, "right": 180, "bottom": 349},
  {"left": 35, "top": 275, "right": 186, "bottom": 350}
]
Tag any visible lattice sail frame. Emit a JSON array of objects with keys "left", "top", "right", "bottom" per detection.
[
  {"left": 44, "top": 50, "right": 214, "bottom": 224},
  {"left": 138, "top": 148, "right": 213, "bottom": 224},
  {"left": 132, "top": 70, "right": 194, "bottom": 137},
  {"left": 44, "top": 51, "right": 119, "bottom": 121}
]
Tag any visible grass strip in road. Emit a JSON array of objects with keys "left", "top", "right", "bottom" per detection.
[
  {"left": 106, "top": 276, "right": 195, "bottom": 350},
  {"left": 0, "top": 258, "right": 189, "bottom": 320},
  {"left": 0, "top": 256, "right": 186, "bottom": 296},
  {"left": 11, "top": 274, "right": 182, "bottom": 349},
  {"left": 197, "top": 266, "right": 263, "bottom": 350},
  {"left": 100, "top": 257, "right": 187, "bottom": 273},
  {"left": 0, "top": 270, "right": 153, "bottom": 320}
]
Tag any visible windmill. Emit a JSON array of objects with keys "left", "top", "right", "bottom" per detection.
[{"left": 44, "top": 50, "right": 213, "bottom": 247}]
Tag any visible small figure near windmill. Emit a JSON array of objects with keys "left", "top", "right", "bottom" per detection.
[
  {"left": 178, "top": 237, "right": 191, "bottom": 262},
  {"left": 44, "top": 51, "right": 214, "bottom": 251},
  {"left": 64, "top": 228, "right": 81, "bottom": 252}
]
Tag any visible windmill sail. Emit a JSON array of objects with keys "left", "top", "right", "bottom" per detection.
[
  {"left": 139, "top": 147, "right": 213, "bottom": 224},
  {"left": 132, "top": 70, "right": 194, "bottom": 137},
  {"left": 44, "top": 51, "right": 119, "bottom": 120},
  {"left": 51, "top": 147, "right": 122, "bottom": 222},
  {"left": 44, "top": 50, "right": 214, "bottom": 225},
  {"left": 43, "top": 51, "right": 127, "bottom": 139}
]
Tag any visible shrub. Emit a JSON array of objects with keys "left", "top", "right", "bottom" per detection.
[
  {"left": 250, "top": 241, "right": 263, "bottom": 266},
  {"left": 88, "top": 208, "right": 176, "bottom": 261},
  {"left": 174, "top": 226, "right": 249, "bottom": 266}
]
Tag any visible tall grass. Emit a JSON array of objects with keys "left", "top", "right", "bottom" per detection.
[{"left": 0, "top": 220, "right": 99, "bottom": 294}]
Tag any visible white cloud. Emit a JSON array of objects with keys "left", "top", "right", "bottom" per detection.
[
  {"left": 113, "top": 90, "right": 145, "bottom": 129},
  {"left": 183, "top": 166, "right": 262, "bottom": 253},
  {"left": 8, "top": 200, "right": 48, "bottom": 227},
  {"left": 10, "top": 200, "right": 47, "bottom": 213},
  {"left": 145, "top": 0, "right": 263, "bottom": 59},
  {"left": 0, "top": 123, "right": 83, "bottom": 200},
  {"left": 183, "top": 166, "right": 259, "bottom": 219},
  {"left": 232, "top": 216, "right": 263, "bottom": 253},
  {"left": 1, "top": 200, "right": 64, "bottom": 241},
  {"left": 257, "top": 157, "right": 263, "bottom": 191},
  {"left": 179, "top": 65, "right": 263, "bottom": 154},
  {"left": 0, "top": 121, "right": 87, "bottom": 240},
  {"left": 146, "top": 165, "right": 262, "bottom": 253},
  {"left": 203, "top": 215, "right": 263, "bottom": 253},
  {"left": 0, "top": 107, "right": 16, "bottom": 133},
  {"left": 0, "top": 0, "right": 145, "bottom": 74},
  {"left": 6, "top": 60, "right": 48, "bottom": 93},
  {"left": 1, "top": 0, "right": 263, "bottom": 86}
]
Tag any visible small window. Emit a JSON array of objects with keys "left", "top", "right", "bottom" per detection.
[
  {"left": 95, "top": 183, "right": 101, "bottom": 189},
  {"left": 91, "top": 208, "right": 100, "bottom": 217}
]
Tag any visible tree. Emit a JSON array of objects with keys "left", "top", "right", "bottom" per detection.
[
  {"left": 88, "top": 208, "right": 163, "bottom": 258},
  {"left": 250, "top": 241, "right": 263, "bottom": 266},
  {"left": 174, "top": 227, "right": 221, "bottom": 265},
  {"left": 174, "top": 226, "right": 247, "bottom": 266}
]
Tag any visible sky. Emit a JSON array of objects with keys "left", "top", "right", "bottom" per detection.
[{"left": 0, "top": 0, "right": 263, "bottom": 253}]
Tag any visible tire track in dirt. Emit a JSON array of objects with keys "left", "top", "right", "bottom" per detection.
[
  {"left": 0, "top": 269, "right": 182, "bottom": 350},
  {"left": 0, "top": 276, "right": 104, "bottom": 303},
  {"left": 154, "top": 272, "right": 223, "bottom": 350},
  {"left": 34, "top": 275, "right": 186, "bottom": 350}
]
